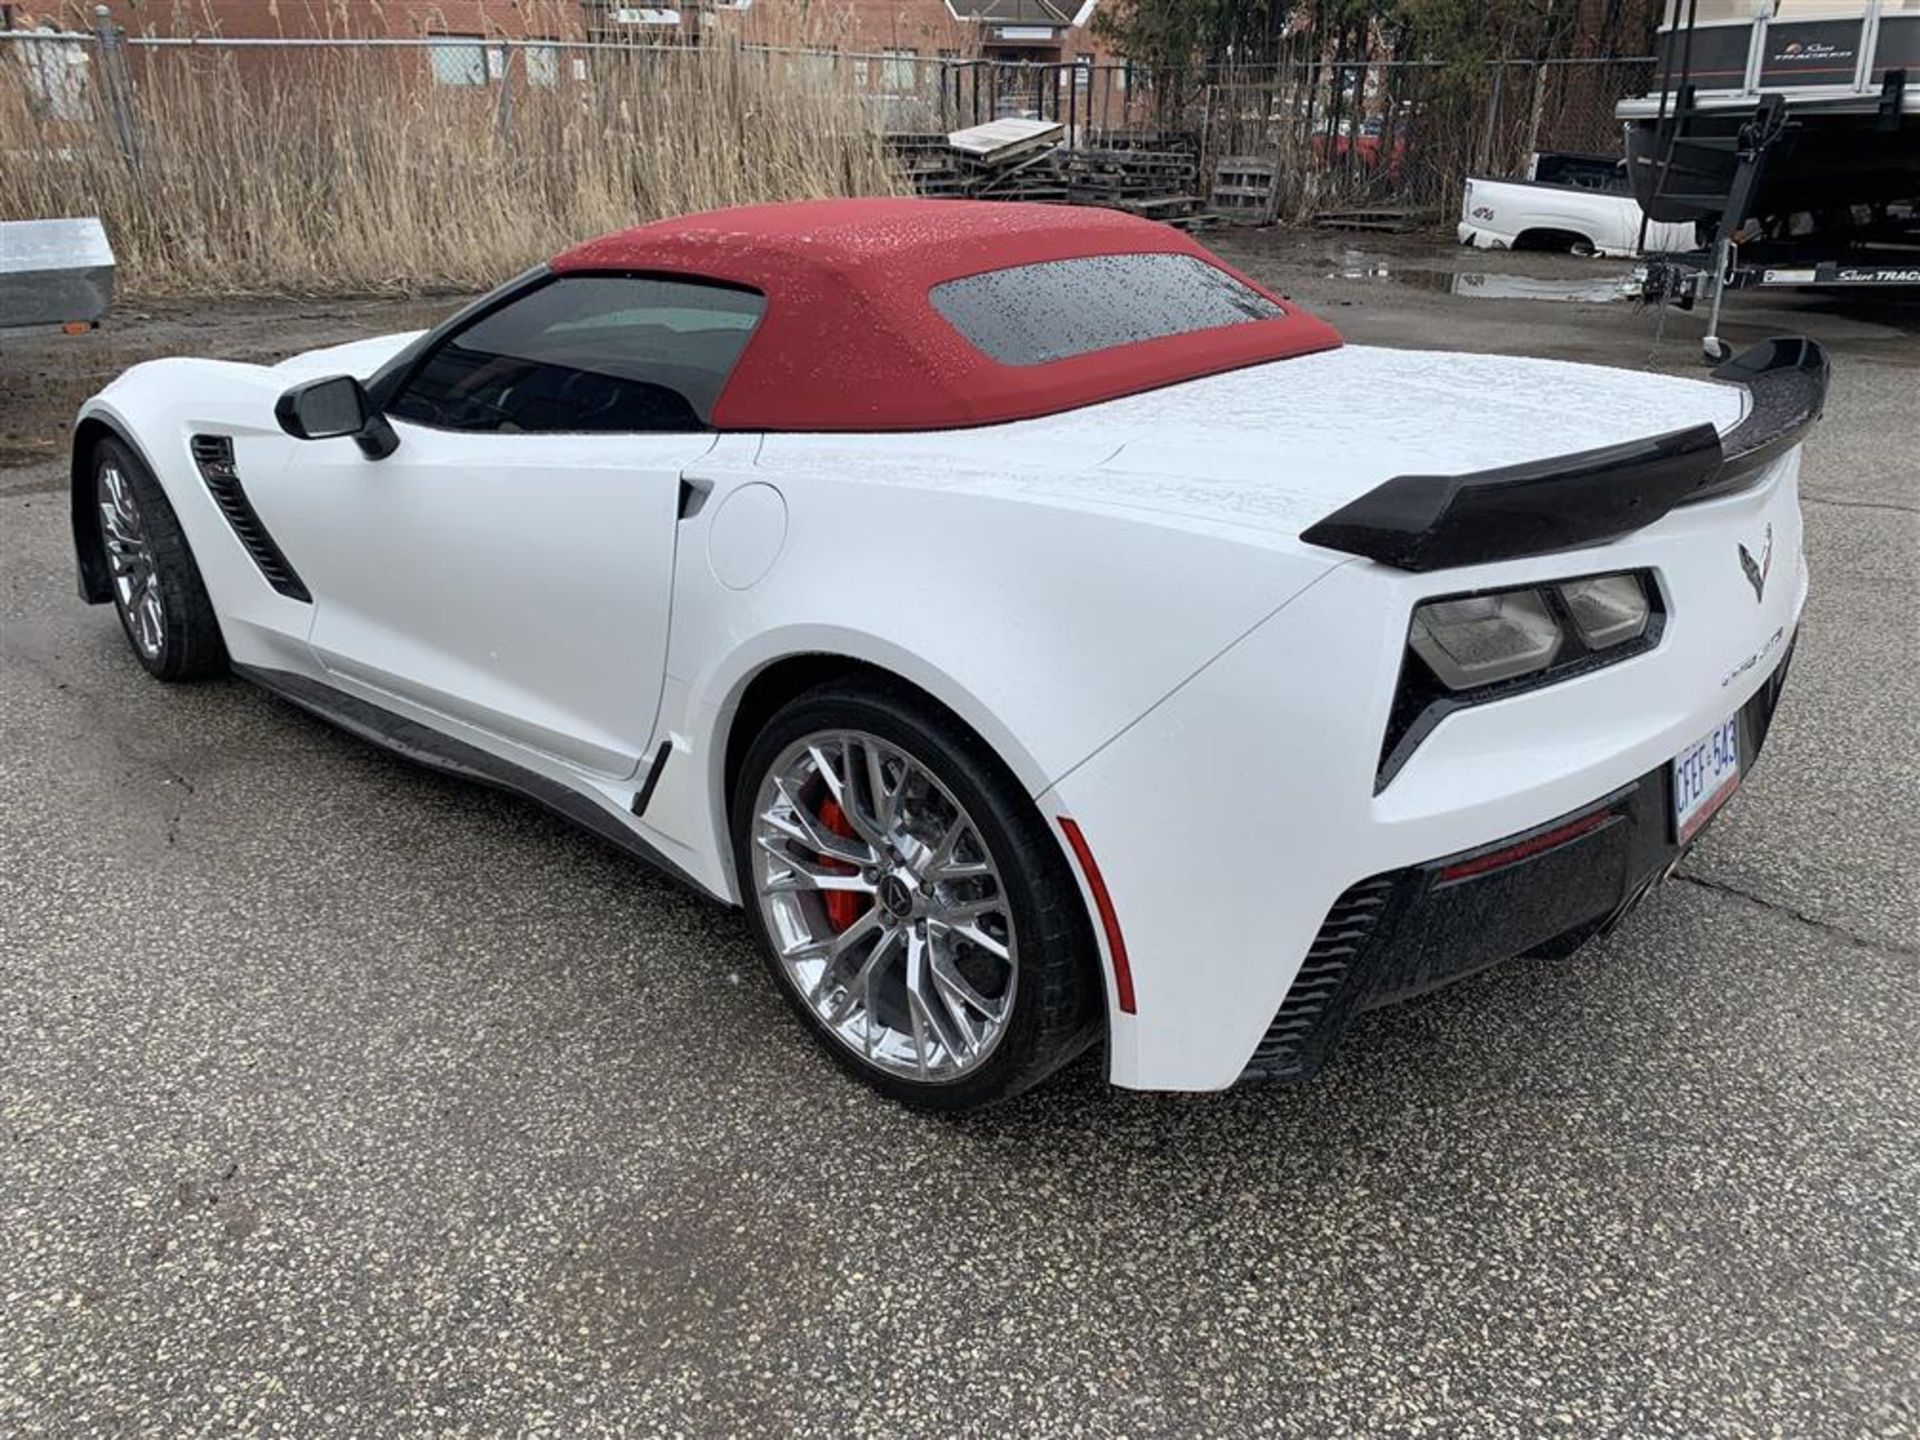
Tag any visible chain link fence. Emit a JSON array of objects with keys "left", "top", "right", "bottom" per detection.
[
  {"left": 1, "top": 20, "right": 1659, "bottom": 287},
  {"left": 1196, "top": 55, "right": 1657, "bottom": 221},
  {"left": 0, "top": 24, "right": 909, "bottom": 292},
  {"left": 680, "top": 48, "right": 1656, "bottom": 217}
]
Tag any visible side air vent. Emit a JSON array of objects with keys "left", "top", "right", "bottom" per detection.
[
  {"left": 190, "top": 434, "right": 311, "bottom": 602},
  {"left": 1240, "top": 873, "right": 1399, "bottom": 1083}
]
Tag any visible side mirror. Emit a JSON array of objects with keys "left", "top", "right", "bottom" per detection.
[{"left": 274, "top": 375, "right": 399, "bottom": 460}]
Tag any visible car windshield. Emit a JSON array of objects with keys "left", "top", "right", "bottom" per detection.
[{"left": 929, "top": 253, "right": 1284, "bottom": 367}]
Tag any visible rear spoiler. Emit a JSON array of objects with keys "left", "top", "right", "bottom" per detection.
[{"left": 1299, "top": 337, "right": 1827, "bottom": 572}]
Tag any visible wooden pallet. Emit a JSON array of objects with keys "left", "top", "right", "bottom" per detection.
[
  {"left": 966, "top": 146, "right": 1066, "bottom": 197},
  {"left": 886, "top": 132, "right": 950, "bottom": 154},
  {"left": 894, "top": 128, "right": 1208, "bottom": 218},
  {"left": 1087, "top": 130, "right": 1197, "bottom": 153},
  {"left": 1062, "top": 148, "right": 1196, "bottom": 214},
  {"left": 1068, "top": 151, "right": 1194, "bottom": 178},
  {"left": 946, "top": 117, "right": 1066, "bottom": 166},
  {"left": 1114, "top": 194, "right": 1200, "bottom": 219},
  {"left": 1210, "top": 155, "right": 1277, "bottom": 222},
  {"left": 1070, "top": 148, "right": 1195, "bottom": 170}
]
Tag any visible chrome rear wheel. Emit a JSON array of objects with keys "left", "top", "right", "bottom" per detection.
[{"left": 750, "top": 729, "right": 1018, "bottom": 1083}]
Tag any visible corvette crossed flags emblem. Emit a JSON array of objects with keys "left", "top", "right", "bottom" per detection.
[{"left": 1739, "top": 524, "right": 1773, "bottom": 603}]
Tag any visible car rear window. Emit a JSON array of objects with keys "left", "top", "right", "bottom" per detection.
[{"left": 929, "top": 253, "right": 1284, "bottom": 367}]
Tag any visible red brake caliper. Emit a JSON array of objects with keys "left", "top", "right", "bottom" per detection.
[{"left": 816, "top": 798, "right": 871, "bottom": 934}]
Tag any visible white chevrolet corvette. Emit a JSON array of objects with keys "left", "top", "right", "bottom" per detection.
[{"left": 71, "top": 200, "right": 1822, "bottom": 1109}]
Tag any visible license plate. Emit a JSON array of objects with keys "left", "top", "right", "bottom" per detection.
[{"left": 1672, "top": 716, "right": 1740, "bottom": 843}]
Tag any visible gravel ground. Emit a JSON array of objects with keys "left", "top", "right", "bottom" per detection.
[{"left": 2, "top": 232, "right": 1917, "bottom": 1438}]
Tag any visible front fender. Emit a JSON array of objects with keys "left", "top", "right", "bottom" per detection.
[
  {"left": 71, "top": 379, "right": 226, "bottom": 603},
  {"left": 71, "top": 359, "right": 315, "bottom": 670}
]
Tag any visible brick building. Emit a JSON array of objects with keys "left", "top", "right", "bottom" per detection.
[
  {"left": 9, "top": 2, "right": 585, "bottom": 38},
  {"left": 13, "top": 0, "right": 1112, "bottom": 64},
  {"left": 714, "top": 1, "right": 1111, "bottom": 64}
]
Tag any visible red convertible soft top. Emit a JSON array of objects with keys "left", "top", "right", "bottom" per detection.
[{"left": 550, "top": 199, "right": 1342, "bottom": 431}]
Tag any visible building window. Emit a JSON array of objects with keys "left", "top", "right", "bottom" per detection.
[
  {"left": 883, "top": 47, "right": 918, "bottom": 94},
  {"left": 13, "top": 22, "right": 91, "bottom": 119},
  {"left": 428, "top": 35, "right": 489, "bottom": 87},
  {"left": 525, "top": 41, "right": 561, "bottom": 88},
  {"left": 787, "top": 50, "right": 835, "bottom": 86}
]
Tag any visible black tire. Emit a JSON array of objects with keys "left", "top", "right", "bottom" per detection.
[
  {"left": 731, "top": 679, "right": 1104, "bottom": 1112},
  {"left": 92, "top": 436, "right": 228, "bottom": 681}
]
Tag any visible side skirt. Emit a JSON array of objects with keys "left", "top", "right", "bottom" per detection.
[{"left": 235, "top": 664, "right": 713, "bottom": 899}]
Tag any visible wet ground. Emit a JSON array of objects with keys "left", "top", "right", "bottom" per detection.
[
  {"left": 0, "top": 296, "right": 454, "bottom": 473},
  {"left": 3, "top": 229, "right": 1917, "bottom": 1438}
]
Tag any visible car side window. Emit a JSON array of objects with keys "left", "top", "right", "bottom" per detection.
[{"left": 386, "top": 275, "right": 765, "bottom": 434}]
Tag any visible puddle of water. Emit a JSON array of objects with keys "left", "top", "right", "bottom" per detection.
[{"left": 1337, "top": 263, "right": 1639, "bottom": 303}]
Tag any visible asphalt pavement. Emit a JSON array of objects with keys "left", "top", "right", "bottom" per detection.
[{"left": 2, "top": 237, "right": 1916, "bottom": 1438}]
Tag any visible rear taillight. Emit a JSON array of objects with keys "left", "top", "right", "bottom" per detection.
[
  {"left": 1557, "top": 573, "right": 1652, "bottom": 649},
  {"left": 1379, "top": 570, "right": 1664, "bottom": 791},
  {"left": 1407, "top": 572, "right": 1654, "bottom": 694},
  {"left": 1409, "top": 589, "right": 1562, "bottom": 690}
]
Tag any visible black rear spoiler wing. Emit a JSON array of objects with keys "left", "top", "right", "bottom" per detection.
[{"left": 1299, "top": 337, "right": 1827, "bottom": 573}]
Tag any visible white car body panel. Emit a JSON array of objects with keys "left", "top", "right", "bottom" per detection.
[
  {"left": 1459, "top": 176, "right": 1699, "bottom": 257},
  {"left": 269, "top": 331, "right": 424, "bottom": 383},
  {"left": 275, "top": 421, "right": 710, "bottom": 779},
  {"left": 76, "top": 328, "right": 1803, "bottom": 1092}
]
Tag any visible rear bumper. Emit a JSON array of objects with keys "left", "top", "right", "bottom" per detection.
[{"left": 1241, "top": 636, "right": 1795, "bottom": 1082}]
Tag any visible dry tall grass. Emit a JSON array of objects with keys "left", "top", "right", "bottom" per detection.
[{"left": 0, "top": 23, "right": 905, "bottom": 296}]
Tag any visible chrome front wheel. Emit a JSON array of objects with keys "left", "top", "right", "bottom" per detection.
[
  {"left": 750, "top": 729, "right": 1019, "bottom": 1083},
  {"left": 90, "top": 437, "right": 228, "bottom": 682},
  {"left": 98, "top": 461, "right": 164, "bottom": 661}
]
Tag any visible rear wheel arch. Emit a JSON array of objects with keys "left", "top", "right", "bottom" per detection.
[
  {"left": 724, "top": 654, "right": 871, "bottom": 816},
  {"left": 1514, "top": 226, "right": 1597, "bottom": 255},
  {"left": 719, "top": 651, "right": 1050, "bottom": 821}
]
